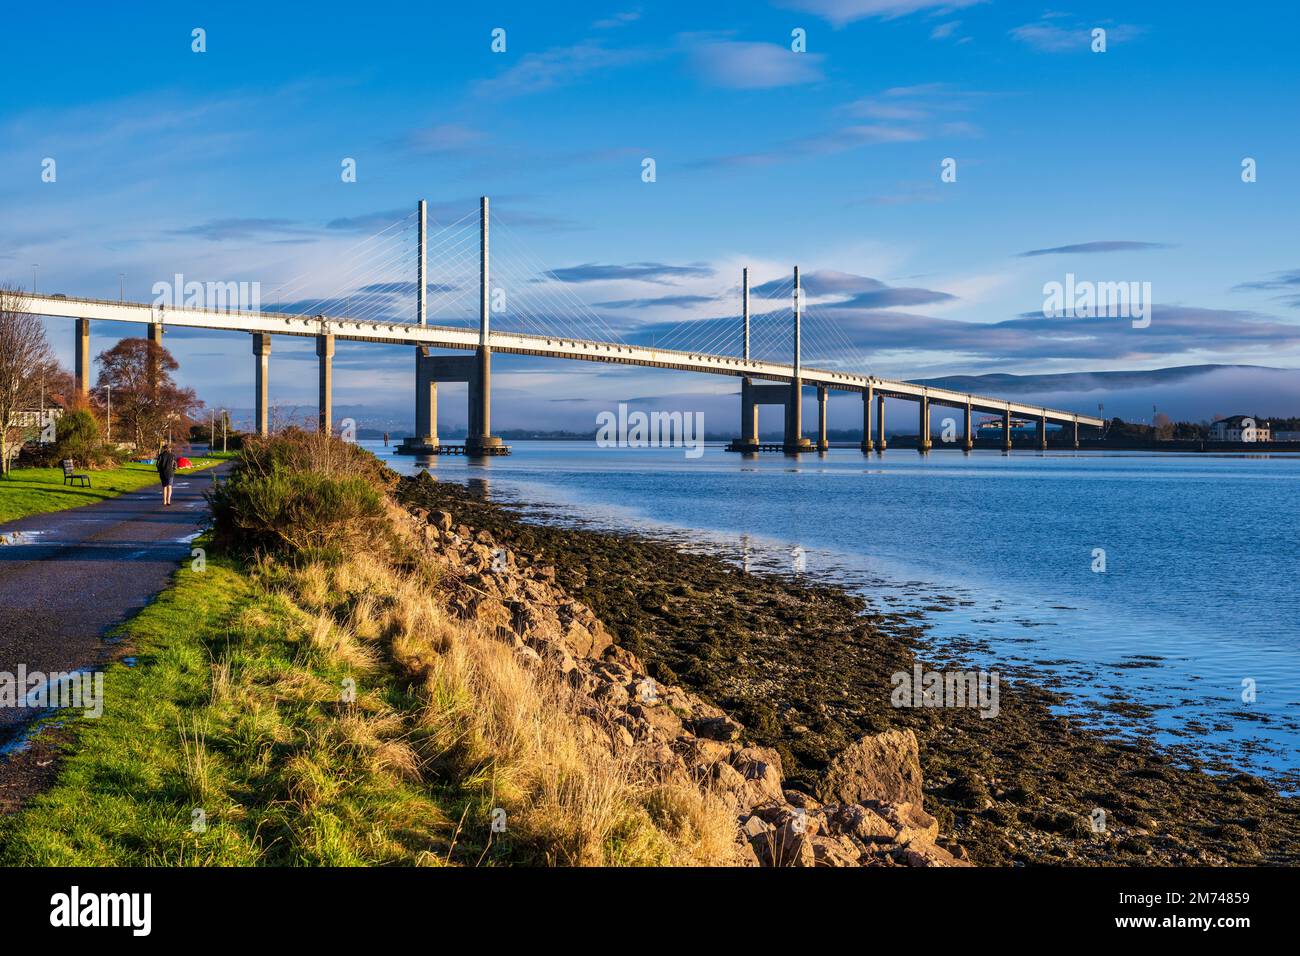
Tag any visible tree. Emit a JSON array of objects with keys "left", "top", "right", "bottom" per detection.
[
  {"left": 0, "top": 285, "right": 60, "bottom": 476},
  {"left": 95, "top": 338, "right": 202, "bottom": 452}
]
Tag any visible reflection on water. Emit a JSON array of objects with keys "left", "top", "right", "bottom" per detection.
[{"left": 381, "top": 440, "right": 1300, "bottom": 783}]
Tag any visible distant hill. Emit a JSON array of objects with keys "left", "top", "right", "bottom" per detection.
[
  {"left": 913, "top": 365, "right": 1275, "bottom": 395},
  {"left": 910, "top": 364, "right": 1300, "bottom": 423}
]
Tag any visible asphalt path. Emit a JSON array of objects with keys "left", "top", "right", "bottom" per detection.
[{"left": 0, "top": 465, "right": 227, "bottom": 745}]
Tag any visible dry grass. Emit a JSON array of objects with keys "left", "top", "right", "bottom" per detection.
[{"left": 274, "top": 553, "right": 741, "bottom": 866}]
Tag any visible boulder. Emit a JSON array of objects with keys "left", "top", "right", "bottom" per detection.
[
  {"left": 824, "top": 803, "right": 898, "bottom": 843},
  {"left": 817, "top": 729, "right": 924, "bottom": 808},
  {"left": 689, "top": 714, "right": 744, "bottom": 743},
  {"left": 732, "top": 746, "right": 785, "bottom": 806},
  {"left": 811, "top": 834, "right": 861, "bottom": 867},
  {"left": 870, "top": 801, "right": 939, "bottom": 846}
]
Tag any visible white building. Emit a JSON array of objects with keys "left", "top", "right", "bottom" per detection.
[{"left": 1209, "top": 415, "right": 1271, "bottom": 442}]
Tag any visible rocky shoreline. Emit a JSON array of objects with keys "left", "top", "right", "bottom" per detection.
[
  {"left": 399, "top": 472, "right": 969, "bottom": 866},
  {"left": 397, "top": 472, "right": 1300, "bottom": 866}
]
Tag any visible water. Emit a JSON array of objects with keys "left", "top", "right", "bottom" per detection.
[{"left": 366, "top": 440, "right": 1300, "bottom": 782}]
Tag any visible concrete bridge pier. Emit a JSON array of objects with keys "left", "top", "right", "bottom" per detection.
[
  {"left": 147, "top": 321, "right": 164, "bottom": 393},
  {"left": 1037, "top": 414, "right": 1048, "bottom": 451},
  {"left": 816, "top": 386, "right": 829, "bottom": 452},
  {"left": 917, "top": 395, "right": 932, "bottom": 453},
  {"left": 963, "top": 401, "right": 973, "bottom": 452},
  {"left": 876, "top": 394, "right": 886, "bottom": 453},
  {"left": 252, "top": 332, "right": 271, "bottom": 437},
  {"left": 409, "top": 346, "right": 439, "bottom": 451},
  {"left": 466, "top": 345, "right": 507, "bottom": 457},
  {"left": 1001, "top": 408, "right": 1012, "bottom": 453},
  {"left": 466, "top": 196, "right": 507, "bottom": 458},
  {"left": 1073, "top": 418, "right": 1080, "bottom": 449},
  {"left": 860, "top": 386, "right": 874, "bottom": 453},
  {"left": 75, "top": 318, "right": 91, "bottom": 398},
  {"left": 783, "top": 384, "right": 812, "bottom": 454},
  {"left": 316, "top": 332, "right": 334, "bottom": 435},
  {"left": 727, "top": 377, "right": 760, "bottom": 452}
]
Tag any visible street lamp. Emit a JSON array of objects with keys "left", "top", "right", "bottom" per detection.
[{"left": 119, "top": 274, "right": 125, "bottom": 302}]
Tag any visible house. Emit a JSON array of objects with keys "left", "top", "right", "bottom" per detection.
[{"left": 1208, "top": 415, "right": 1271, "bottom": 442}]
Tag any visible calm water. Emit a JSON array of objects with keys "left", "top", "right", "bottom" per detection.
[{"left": 367, "top": 440, "right": 1300, "bottom": 782}]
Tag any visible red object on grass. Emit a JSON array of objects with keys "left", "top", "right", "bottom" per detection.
[{"left": 177, "top": 457, "right": 192, "bottom": 468}]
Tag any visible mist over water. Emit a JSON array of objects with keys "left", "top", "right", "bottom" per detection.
[{"left": 371, "top": 440, "right": 1300, "bottom": 783}]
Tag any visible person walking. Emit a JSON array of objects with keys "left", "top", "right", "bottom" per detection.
[{"left": 156, "top": 442, "right": 178, "bottom": 507}]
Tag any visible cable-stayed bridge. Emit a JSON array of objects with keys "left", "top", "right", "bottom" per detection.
[{"left": 15, "top": 198, "right": 1104, "bottom": 455}]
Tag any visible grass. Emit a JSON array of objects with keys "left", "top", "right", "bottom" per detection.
[
  {"left": 0, "top": 553, "right": 453, "bottom": 866},
  {"left": 0, "top": 458, "right": 222, "bottom": 524},
  {"left": 0, "top": 541, "right": 739, "bottom": 866}
]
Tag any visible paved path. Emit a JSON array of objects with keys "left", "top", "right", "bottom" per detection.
[{"left": 0, "top": 466, "right": 227, "bottom": 744}]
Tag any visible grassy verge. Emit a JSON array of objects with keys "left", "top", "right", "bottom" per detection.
[
  {"left": 0, "top": 537, "right": 735, "bottom": 866},
  {"left": 0, "top": 459, "right": 223, "bottom": 524},
  {"left": 0, "top": 552, "right": 454, "bottom": 866}
]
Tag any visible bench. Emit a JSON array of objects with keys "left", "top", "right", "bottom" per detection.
[{"left": 62, "top": 459, "right": 91, "bottom": 488}]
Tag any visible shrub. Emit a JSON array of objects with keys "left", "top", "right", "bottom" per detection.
[
  {"left": 210, "top": 431, "right": 391, "bottom": 561},
  {"left": 20, "top": 409, "right": 116, "bottom": 468}
]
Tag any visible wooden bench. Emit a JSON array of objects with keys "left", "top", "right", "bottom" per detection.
[{"left": 62, "top": 459, "right": 91, "bottom": 488}]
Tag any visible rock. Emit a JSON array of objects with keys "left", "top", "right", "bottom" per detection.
[
  {"left": 711, "top": 761, "right": 747, "bottom": 794},
  {"left": 870, "top": 801, "right": 939, "bottom": 846},
  {"left": 901, "top": 842, "right": 972, "bottom": 867},
  {"left": 628, "top": 702, "right": 684, "bottom": 740},
  {"left": 680, "top": 737, "right": 733, "bottom": 770},
  {"left": 689, "top": 714, "right": 744, "bottom": 742},
  {"left": 602, "top": 644, "right": 642, "bottom": 673},
  {"left": 825, "top": 803, "right": 898, "bottom": 842},
  {"left": 783, "top": 790, "right": 822, "bottom": 810},
  {"left": 429, "top": 510, "right": 453, "bottom": 532},
  {"left": 732, "top": 746, "right": 785, "bottom": 805},
  {"left": 817, "top": 729, "right": 924, "bottom": 808},
  {"left": 751, "top": 817, "right": 815, "bottom": 867},
  {"left": 811, "top": 834, "right": 861, "bottom": 867},
  {"left": 593, "top": 680, "right": 630, "bottom": 708}
]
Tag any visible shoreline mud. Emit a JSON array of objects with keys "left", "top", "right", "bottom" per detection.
[{"left": 398, "top": 473, "right": 1300, "bottom": 866}]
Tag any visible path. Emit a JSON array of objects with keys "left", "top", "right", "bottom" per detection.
[{"left": 0, "top": 466, "right": 227, "bottom": 746}]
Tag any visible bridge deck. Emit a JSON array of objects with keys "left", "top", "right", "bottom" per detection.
[{"left": 19, "top": 293, "right": 1105, "bottom": 427}]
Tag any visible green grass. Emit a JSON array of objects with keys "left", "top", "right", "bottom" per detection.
[
  {"left": 0, "top": 553, "right": 455, "bottom": 866},
  {"left": 0, "top": 458, "right": 222, "bottom": 524}
]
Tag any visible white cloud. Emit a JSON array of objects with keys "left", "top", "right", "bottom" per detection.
[
  {"left": 688, "top": 39, "right": 825, "bottom": 89},
  {"left": 777, "top": 0, "right": 986, "bottom": 28}
]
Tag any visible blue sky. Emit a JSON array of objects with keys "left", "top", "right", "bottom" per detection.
[{"left": 4, "top": 1, "right": 1300, "bottom": 430}]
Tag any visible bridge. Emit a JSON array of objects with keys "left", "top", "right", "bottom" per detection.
[{"left": 15, "top": 198, "right": 1104, "bottom": 455}]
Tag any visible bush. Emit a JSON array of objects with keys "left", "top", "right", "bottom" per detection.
[
  {"left": 19, "top": 409, "right": 116, "bottom": 468},
  {"left": 210, "top": 430, "right": 392, "bottom": 562}
]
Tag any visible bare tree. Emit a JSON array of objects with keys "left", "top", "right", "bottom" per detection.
[{"left": 0, "top": 286, "right": 59, "bottom": 476}]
